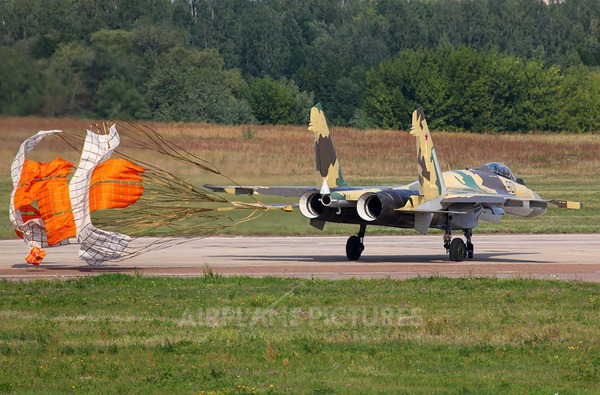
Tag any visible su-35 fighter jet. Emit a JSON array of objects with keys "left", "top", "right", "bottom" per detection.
[{"left": 206, "top": 105, "right": 581, "bottom": 261}]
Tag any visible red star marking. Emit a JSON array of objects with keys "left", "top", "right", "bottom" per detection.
[{"left": 425, "top": 134, "right": 429, "bottom": 140}]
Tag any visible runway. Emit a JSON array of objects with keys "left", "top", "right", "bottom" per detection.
[{"left": 0, "top": 234, "right": 598, "bottom": 281}]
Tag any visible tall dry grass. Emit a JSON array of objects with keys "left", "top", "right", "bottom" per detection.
[
  {"left": 2, "top": 117, "right": 599, "bottom": 186},
  {"left": 2, "top": 117, "right": 598, "bottom": 238}
]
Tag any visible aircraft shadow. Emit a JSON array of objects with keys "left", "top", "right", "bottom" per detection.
[
  {"left": 211, "top": 251, "right": 540, "bottom": 264},
  {"left": 8, "top": 251, "right": 542, "bottom": 273}
]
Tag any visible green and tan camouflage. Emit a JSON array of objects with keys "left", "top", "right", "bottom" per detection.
[
  {"left": 310, "top": 103, "right": 347, "bottom": 192},
  {"left": 410, "top": 107, "right": 446, "bottom": 206},
  {"left": 206, "top": 105, "right": 582, "bottom": 262}
]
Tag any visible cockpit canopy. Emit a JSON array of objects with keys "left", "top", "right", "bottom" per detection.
[{"left": 477, "top": 162, "right": 517, "bottom": 182}]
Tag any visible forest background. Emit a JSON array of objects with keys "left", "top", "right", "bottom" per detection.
[{"left": 1, "top": 0, "right": 600, "bottom": 132}]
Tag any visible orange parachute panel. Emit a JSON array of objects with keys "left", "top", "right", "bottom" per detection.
[
  {"left": 89, "top": 159, "right": 145, "bottom": 211},
  {"left": 13, "top": 158, "right": 76, "bottom": 245},
  {"left": 37, "top": 176, "right": 77, "bottom": 245},
  {"left": 13, "top": 158, "right": 73, "bottom": 209}
]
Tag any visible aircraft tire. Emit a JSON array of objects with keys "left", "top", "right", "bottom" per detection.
[
  {"left": 449, "top": 238, "right": 466, "bottom": 262},
  {"left": 346, "top": 235, "right": 364, "bottom": 261}
]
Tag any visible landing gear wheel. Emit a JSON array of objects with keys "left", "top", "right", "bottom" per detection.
[
  {"left": 346, "top": 235, "right": 364, "bottom": 261},
  {"left": 449, "top": 238, "right": 466, "bottom": 262}
]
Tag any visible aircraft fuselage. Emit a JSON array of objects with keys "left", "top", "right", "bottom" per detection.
[{"left": 306, "top": 167, "right": 547, "bottom": 232}]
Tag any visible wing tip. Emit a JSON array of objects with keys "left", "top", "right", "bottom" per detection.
[{"left": 549, "top": 199, "right": 583, "bottom": 209}]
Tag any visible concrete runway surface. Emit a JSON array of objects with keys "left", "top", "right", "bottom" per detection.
[{"left": 0, "top": 234, "right": 598, "bottom": 281}]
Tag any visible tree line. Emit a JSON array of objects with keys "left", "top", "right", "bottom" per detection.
[{"left": 1, "top": 0, "right": 599, "bottom": 131}]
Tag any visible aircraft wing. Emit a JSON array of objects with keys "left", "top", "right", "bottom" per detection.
[
  {"left": 441, "top": 194, "right": 507, "bottom": 205},
  {"left": 442, "top": 194, "right": 545, "bottom": 206},
  {"left": 442, "top": 193, "right": 582, "bottom": 209}
]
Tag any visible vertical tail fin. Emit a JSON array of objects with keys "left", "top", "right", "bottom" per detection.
[
  {"left": 410, "top": 108, "right": 446, "bottom": 207},
  {"left": 309, "top": 104, "right": 347, "bottom": 192}
]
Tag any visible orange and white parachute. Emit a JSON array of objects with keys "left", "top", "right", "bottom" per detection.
[
  {"left": 10, "top": 126, "right": 144, "bottom": 266},
  {"left": 10, "top": 123, "right": 272, "bottom": 267}
]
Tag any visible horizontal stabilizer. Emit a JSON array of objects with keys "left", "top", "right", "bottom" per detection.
[
  {"left": 219, "top": 202, "right": 294, "bottom": 212},
  {"left": 204, "top": 184, "right": 312, "bottom": 198}
]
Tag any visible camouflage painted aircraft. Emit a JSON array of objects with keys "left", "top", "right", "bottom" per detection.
[{"left": 206, "top": 105, "right": 582, "bottom": 261}]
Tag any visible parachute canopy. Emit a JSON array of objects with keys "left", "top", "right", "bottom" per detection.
[
  {"left": 9, "top": 123, "right": 273, "bottom": 267},
  {"left": 10, "top": 127, "right": 145, "bottom": 265}
]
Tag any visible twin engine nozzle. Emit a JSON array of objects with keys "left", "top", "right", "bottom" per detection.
[{"left": 299, "top": 189, "right": 416, "bottom": 221}]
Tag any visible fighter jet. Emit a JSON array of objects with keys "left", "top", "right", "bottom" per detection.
[{"left": 206, "top": 104, "right": 582, "bottom": 261}]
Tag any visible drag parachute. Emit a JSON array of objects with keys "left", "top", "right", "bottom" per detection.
[
  {"left": 10, "top": 123, "right": 270, "bottom": 267},
  {"left": 10, "top": 126, "right": 144, "bottom": 266}
]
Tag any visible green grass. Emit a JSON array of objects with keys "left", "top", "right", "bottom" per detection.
[{"left": 0, "top": 275, "right": 597, "bottom": 394}]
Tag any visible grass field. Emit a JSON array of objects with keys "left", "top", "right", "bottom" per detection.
[
  {"left": 0, "top": 275, "right": 598, "bottom": 394},
  {"left": 1, "top": 117, "right": 599, "bottom": 239}
]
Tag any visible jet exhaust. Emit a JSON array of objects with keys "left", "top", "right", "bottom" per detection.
[
  {"left": 299, "top": 191, "right": 324, "bottom": 219},
  {"left": 357, "top": 189, "right": 416, "bottom": 221}
]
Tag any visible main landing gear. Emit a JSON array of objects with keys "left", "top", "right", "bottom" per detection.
[
  {"left": 346, "top": 224, "right": 366, "bottom": 260},
  {"left": 345, "top": 217, "right": 475, "bottom": 261},
  {"left": 444, "top": 215, "right": 474, "bottom": 262}
]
